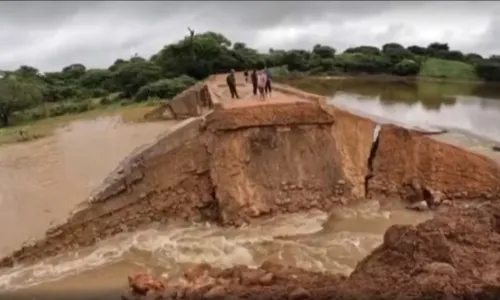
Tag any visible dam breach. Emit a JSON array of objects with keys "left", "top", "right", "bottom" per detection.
[{"left": 3, "top": 73, "right": 500, "bottom": 298}]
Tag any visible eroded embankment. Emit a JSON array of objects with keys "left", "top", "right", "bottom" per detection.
[
  {"left": 369, "top": 125, "right": 500, "bottom": 202},
  {"left": 143, "top": 81, "right": 215, "bottom": 121},
  {"left": 0, "top": 99, "right": 347, "bottom": 268},
  {"left": 3, "top": 80, "right": 500, "bottom": 285},
  {"left": 204, "top": 102, "right": 345, "bottom": 225}
]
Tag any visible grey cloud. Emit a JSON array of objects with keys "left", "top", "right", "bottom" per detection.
[
  {"left": 374, "top": 24, "right": 413, "bottom": 44},
  {"left": 0, "top": 1, "right": 99, "bottom": 29},
  {"left": 196, "top": 1, "right": 409, "bottom": 31},
  {"left": 0, "top": 1, "right": 499, "bottom": 71},
  {"left": 473, "top": 16, "right": 500, "bottom": 56}
]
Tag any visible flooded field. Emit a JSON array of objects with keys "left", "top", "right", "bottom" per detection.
[{"left": 2, "top": 77, "right": 499, "bottom": 297}]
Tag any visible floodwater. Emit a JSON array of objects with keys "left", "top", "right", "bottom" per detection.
[
  {"left": 321, "top": 78, "right": 500, "bottom": 162},
  {"left": 0, "top": 116, "right": 177, "bottom": 256},
  {"left": 3, "top": 78, "right": 496, "bottom": 296},
  {"left": 318, "top": 78, "right": 500, "bottom": 143},
  {"left": 1, "top": 203, "right": 431, "bottom": 297}
]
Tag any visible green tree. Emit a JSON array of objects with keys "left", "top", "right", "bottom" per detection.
[
  {"left": 476, "top": 60, "right": 500, "bottom": 81},
  {"left": 283, "top": 50, "right": 311, "bottom": 71},
  {"left": 382, "top": 43, "right": 412, "bottom": 64},
  {"left": 0, "top": 76, "right": 43, "bottom": 126},
  {"left": 154, "top": 31, "right": 235, "bottom": 79},
  {"left": 407, "top": 45, "right": 427, "bottom": 56},
  {"left": 263, "top": 49, "right": 286, "bottom": 69},
  {"left": 109, "top": 58, "right": 162, "bottom": 97},
  {"left": 232, "top": 42, "right": 261, "bottom": 69},
  {"left": 466, "top": 53, "right": 483, "bottom": 63},
  {"left": 382, "top": 43, "right": 405, "bottom": 53},
  {"left": 393, "top": 59, "right": 420, "bottom": 76},
  {"left": 335, "top": 53, "right": 391, "bottom": 74},
  {"left": 108, "top": 59, "right": 128, "bottom": 72},
  {"left": 134, "top": 75, "right": 197, "bottom": 101},
  {"left": 344, "top": 46, "right": 381, "bottom": 56},
  {"left": 78, "top": 69, "right": 112, "bottom": 89},
  {"left": 61, "top": 63, "right": 87, "bottom": 80},
  {"left": 427, "top": 42, "right": 449, "bottom": 52},
  {"left": 312, "top": 44, "right": 336, "bottom": 59},
  {"left": 15, "top": 65, "right": 40, "bottom": 78}
]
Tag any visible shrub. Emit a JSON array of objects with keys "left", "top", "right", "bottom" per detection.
[
  {"left": 134, "top": 75, "right": 197, "bottom": 101},
  {"left": 393, "top": 59, "right": 420, "bottom": 76}
]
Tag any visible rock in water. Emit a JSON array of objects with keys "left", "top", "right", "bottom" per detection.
[{"left": 407, "top": 200, "right": 429, "bottom": 211}]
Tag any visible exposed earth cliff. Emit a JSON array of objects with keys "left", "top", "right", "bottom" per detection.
[{"left": 2, "top": 73, "right": 500, "bottom": 299}]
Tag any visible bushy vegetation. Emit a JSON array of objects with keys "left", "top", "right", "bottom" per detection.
[
  {"left": 419, "top": 58, "right": 479, "bottom": 81},
  {"left": 1, "top": 30, "right": 500, "bottom": 128}
]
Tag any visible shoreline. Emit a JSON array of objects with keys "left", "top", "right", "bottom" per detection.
[{"left": 0, "top": 103, "right": 159, "bottom": 146}]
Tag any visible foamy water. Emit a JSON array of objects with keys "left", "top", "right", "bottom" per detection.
[{"left": 0, "top": 202, "right": 431, "bottom": 292}]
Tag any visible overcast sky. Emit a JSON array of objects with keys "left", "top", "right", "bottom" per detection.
[{"left": 1, "top": 1, "right": 499, "bottom": 72}]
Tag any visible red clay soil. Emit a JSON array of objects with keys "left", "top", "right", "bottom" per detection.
[{"left": 123, "top": 203, "right": 500, "bottom": 300}]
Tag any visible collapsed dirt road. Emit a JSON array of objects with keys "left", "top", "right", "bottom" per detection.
[
  {"left": 3, "top": 73, "right": 500, "bottom": 299},
  {"left": 122, "top": 74, "right": 500, "bottom": 299}
]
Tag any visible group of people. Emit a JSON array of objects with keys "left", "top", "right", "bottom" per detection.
[
  {"left": 225, "top": 68, "right": 272, "bottom": 100},
  {"left": 246, "top": 69, "right": 272, "bottom": 99}
]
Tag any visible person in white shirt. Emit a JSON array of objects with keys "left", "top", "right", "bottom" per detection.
[{"left": 257, "top": 71, "right": 267, "bottom": 100}]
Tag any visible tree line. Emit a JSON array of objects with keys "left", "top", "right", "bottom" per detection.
[{"left": 1, "top": 29, "right": 500, "bottom": 127}]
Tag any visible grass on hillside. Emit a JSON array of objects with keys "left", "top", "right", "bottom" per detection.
[
  {"left": 0, "top": 102, "right": 160, "bottom": 146},
  {"left": 419, "top": 58, "right": 479, "bottom": 81}
]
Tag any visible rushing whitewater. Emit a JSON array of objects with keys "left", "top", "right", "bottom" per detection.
[{"left": 0, "top": 201, "right": 431, "bottom": 292}]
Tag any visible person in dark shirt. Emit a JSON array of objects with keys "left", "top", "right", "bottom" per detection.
[
  {"left": 226, "top": 69, "right": 239, "bottom": 99},
  {"left": 250, "top": 69, "right": 258, "bottom": 96},
  {"left": 264, "top": 67, "right": 272, "bottom": 95},
  {"left": 243, "top": 70, "right": 249, "bottom": 83}
]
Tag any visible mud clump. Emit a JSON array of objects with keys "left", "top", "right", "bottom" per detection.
[
  {"left": 123, "top": 262, "right": 346, "bottom": 300},
  {"left": 344, "top": 203, "right": 500, "bottom": 299},
  {"left": 124, "top": 204, "right": 500, "bottom": 299}
]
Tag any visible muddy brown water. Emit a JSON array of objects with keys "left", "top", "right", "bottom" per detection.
[
  {"left": 2, "top": 78, "right": 500, "bottom": 295},
  {"left": 1, "top": 203, "right": 431, "bottom": 296},
  {"left": 0, "top": 117, "right": 177, "bottom": 255}
]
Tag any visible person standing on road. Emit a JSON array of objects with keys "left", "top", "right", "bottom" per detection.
[
  {"left": 243, "top": 70, "right": 249, "bottom": 83},
  {"left": 264, "top": 67, "right": 272, "bottom": 96},
  {"left": 250, "top": 69, "right": 258, "bottom": 96},
  {"left": 257, "top": 71, "right": 267, "bottom": 100},
  {"left": 226, "top": 69, "right": 240, "bottom": 99}
]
